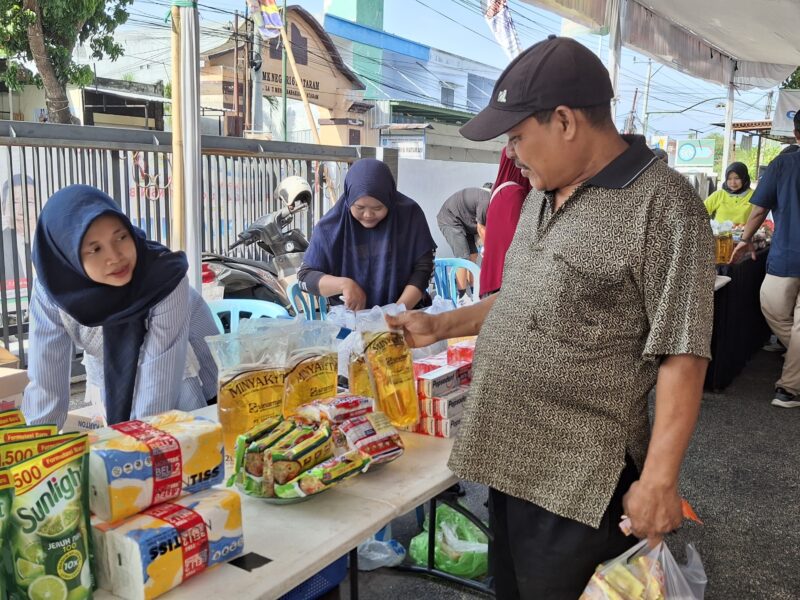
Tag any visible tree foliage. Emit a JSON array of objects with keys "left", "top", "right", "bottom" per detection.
[
  {"left": 782, "top": 67, "right": 800, "bottom": 90},
  {"left": 0, "top": 0, "right": 132, "bottom": 121}
]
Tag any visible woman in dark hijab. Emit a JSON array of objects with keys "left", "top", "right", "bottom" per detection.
[
  {"left": 704, "top": 162, "right": 754, "bottom": 224},
  {"left": 22, "top": 185, "right": 218, "bottom": 427},
  {"left": 298, "top": 159, "right": 436, "bottom": 311}
]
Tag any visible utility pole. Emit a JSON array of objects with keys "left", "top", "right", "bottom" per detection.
[
  {"left": 624, "top": 88, "right": 639, "bottom": 134},
  {"left": 243, "top": 10, "right": 251, "bottom": 133},
  {"left": 234, "top": 11, "right": 240, "bottom": 136},
  {"left": 252, "top": 28, "right": 263, "bottom": 133},
  {"left": 689, "top": 128, "right": 701, "bottom": 139},
  {"left": 641, "top": 59, "right": 652, "bottom": 138},
  {"left": 281, "top": 0, "right": 288, "bottom": 141}
]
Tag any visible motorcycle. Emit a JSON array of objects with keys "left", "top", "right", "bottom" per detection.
[{"left": 202, "top": 176, "right": 313, "bottom": 313}]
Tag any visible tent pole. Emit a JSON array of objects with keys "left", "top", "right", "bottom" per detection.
[
  {"left": 722, "top": 63, "right": 736, "bottom": 174},
  {"left": 171, "top": 5, "right": 184, "bottom": 252}
]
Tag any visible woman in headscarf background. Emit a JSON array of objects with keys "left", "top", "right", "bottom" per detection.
[
  {"left": 298, "top": 159, "right": 436, "bottom": 311},
  {"left": 704, "top": 162, "right": 754, "bottom": 224},
  {"left": 22, "top": 185, "right": 218, "bottom": 428},
  {"left": 479, "top": 147, "right": 532, "bottom": 297}
]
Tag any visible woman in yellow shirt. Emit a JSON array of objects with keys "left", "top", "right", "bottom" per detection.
[{"left": 704, "top": 162, "right": 754, "bottom": 224}]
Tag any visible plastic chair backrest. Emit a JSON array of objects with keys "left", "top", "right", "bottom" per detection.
[
  {"left": 287, "top": 282, "right": 329, "bottom": 321},
  {"left": 208, "top": 299, "right": 290, "bottom": 334},
  {"left": 433, "top": 257, "right": 481, "bottom": 303}
]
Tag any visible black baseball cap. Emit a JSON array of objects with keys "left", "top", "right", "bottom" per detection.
[{"left": 460, "top": 35, "right": 614, "bottom": 141}]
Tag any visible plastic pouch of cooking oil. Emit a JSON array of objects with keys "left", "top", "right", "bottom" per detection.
[
  {"left": 206, "top": 320, "right": 295, "bottom": 465},
  {"left": 358, "top": 306, "right": 420, "bottom": 429},
  {"left": 283, "top": 321, "right": 339, "bottom": 418}
]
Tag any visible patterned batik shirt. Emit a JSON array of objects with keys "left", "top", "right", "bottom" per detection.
[{"left": 448, "top": 136, "right": 715, "bottom": 528}]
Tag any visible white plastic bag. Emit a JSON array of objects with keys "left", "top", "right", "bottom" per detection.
[
  {"left": 411, "top": 296, "right": 456, "bottom": 360},
  {"left": 580, "top": 539, "right": 707, "bottom": 600}
]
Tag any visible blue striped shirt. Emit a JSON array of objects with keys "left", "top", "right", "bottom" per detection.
[{"left": 23, "top": 278, "right": 219, "bottom": 428}]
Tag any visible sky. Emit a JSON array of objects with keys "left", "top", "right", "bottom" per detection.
[{"left": 126, "top": 0, "right": 778, "bottom": 142}]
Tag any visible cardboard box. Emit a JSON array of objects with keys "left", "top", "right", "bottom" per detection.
[
  {"left": 0, "top": 367, "right": 27, "bottom": 411},
  {"left": 413, "top": 352, "right": 449, "bottom": 379},
  {"left": 414, "top": 415, "right": 464, "bottom": 438},
  {"left": 420, "top": 386, "right": 469, "bottom": 419},
  {"left": 417, "top": 362, "right": 473, "bottom": 399},
  {"left": 62, "top": 404, "right": 107, "bottom": 433},
  {"left": 0, "top": 347, "right": 20, "bottom": 369}
]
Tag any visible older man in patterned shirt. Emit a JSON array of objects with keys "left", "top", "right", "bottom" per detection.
[{"left": 388, "top": 35, "right": 715, "bottom": 599}]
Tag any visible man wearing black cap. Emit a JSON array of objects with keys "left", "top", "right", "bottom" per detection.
[{"left": 388, "top": 35, "right": 714, "bottom": 597}]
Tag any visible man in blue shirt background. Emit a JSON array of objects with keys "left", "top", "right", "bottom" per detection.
[{"left": 732, "top": 110, "right": 800, "bottom": 408}]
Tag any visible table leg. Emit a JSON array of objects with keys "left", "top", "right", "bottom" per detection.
[
  {"left": 349, "top": 548, "right": 359, "bottom": 600},
  {"left": 427, "top": 498, "right": 437, "bottom": 570}
]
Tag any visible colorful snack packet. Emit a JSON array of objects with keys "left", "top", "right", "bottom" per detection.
[
  {"left": 229, "top": 419, "right": 296, "bottom": 497},
  {"left": 265, "top": 424, "right": 333, "bottom": 488},
  {"left": 6, "top": 435, "right": 93, "bottom": 600},
  {"left": 335, "top": 412, "right": 404, "bottom": 465},
  {"left": 0, "top": 409, "right": 26, "bottom": 429},
  {"left": 275, "top": 449, "right": 370, "bottom": 499},
  {"left": 295, "top": 394, "right": 374, "bottom": 424}
]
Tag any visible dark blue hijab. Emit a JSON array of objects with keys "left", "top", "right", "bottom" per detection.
[
  {"left": 32, "top": 185, "right": 188, "bottom": 424},
  {"left": 303, "top": 159, "right": 436, "bottom": 308}
]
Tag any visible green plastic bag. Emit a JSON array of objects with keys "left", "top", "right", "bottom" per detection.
[{"left": 408, "top": 504, "right": 488, "bottom": 580}]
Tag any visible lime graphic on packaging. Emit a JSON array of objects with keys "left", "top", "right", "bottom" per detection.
[{"left": 5, "top": 435, "right": 93, "bottom": 600}]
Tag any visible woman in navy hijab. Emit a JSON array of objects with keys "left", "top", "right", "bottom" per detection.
[
  {"left": 22, "top": 185, "right": 218, "bottom": 428},
  {"left": 298, "top": 159, "right": 436, "bottom": 310}
]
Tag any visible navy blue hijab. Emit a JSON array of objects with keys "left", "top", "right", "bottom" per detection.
[
  {"left": 32, "top": 185, "right": 188, "bottom": 424},
  {"left": 303, "top": 159, "right": 436, "bottom": 308}
]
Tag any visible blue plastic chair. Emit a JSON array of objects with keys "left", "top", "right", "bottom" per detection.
[
  {"left": 433, "top": 257, "right": 481, "bottom": 303},
  {"left": 287, "top": 282, "right": 328, "bottom": 321},
  {"left": 208, "top": 299, "right": 290, "bottom": 334}
]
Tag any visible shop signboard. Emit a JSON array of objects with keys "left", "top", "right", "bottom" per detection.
[{"left": 674, "top": 139, "right": 716, "bottom": 168}]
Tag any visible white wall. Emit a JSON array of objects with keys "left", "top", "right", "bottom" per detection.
[{"left": 396, "top": 158, "right": 498, "bottom": 258}]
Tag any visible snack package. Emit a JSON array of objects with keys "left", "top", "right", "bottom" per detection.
[
  {"left": 283, "top": 321, "right": 339, "bottom": 417},
  {"left": 295, "top": 394, "right": 375, "bottom": 424},
  {"left": 0, "top": 433, "right": 82, "bottom": 467},
  {"left": 92, "top": 488, "right": 244, "bottom": 600},
  {"left": 274, "top": 449, "right": 370, "bottom": 499},
  {"left": 207, "top": 320, "right": 294, "bottom": 463},
  {"left": 580, "top": 539, "right": 707, "bottom": 600},
  {"left": 264, "top": 424, "right": 333, "bottom": 492},
  {"left": 230, "top": 418, "right": 297, "bottom": 497},
  {"left": 335, "top": 412, "right": 404, "bottom": 465},
  {"left": 0, "top": 468, "right": 12, "bottom": 600},
  {"left": 88, "top": 411, "right": 224, "bottom": 523},
  {"left": 0, "top": 409, "right": 25, "bottom": 429},
  {"left": 0, "top": 424, "right": 58, "bottom": 443},
  {"left": 6, "top": 435, "right": 93, "bottom": 600},
  {"left": 358, "top": 306, "right": 420, "bottom": 428}
]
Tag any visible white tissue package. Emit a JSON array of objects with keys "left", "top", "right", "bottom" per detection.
[
  {"left": 89, "top": 411, "right": 224, "bottom": 522},
  {"left": 91, "top": 488, "right": 244, "bottom": 600}
]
